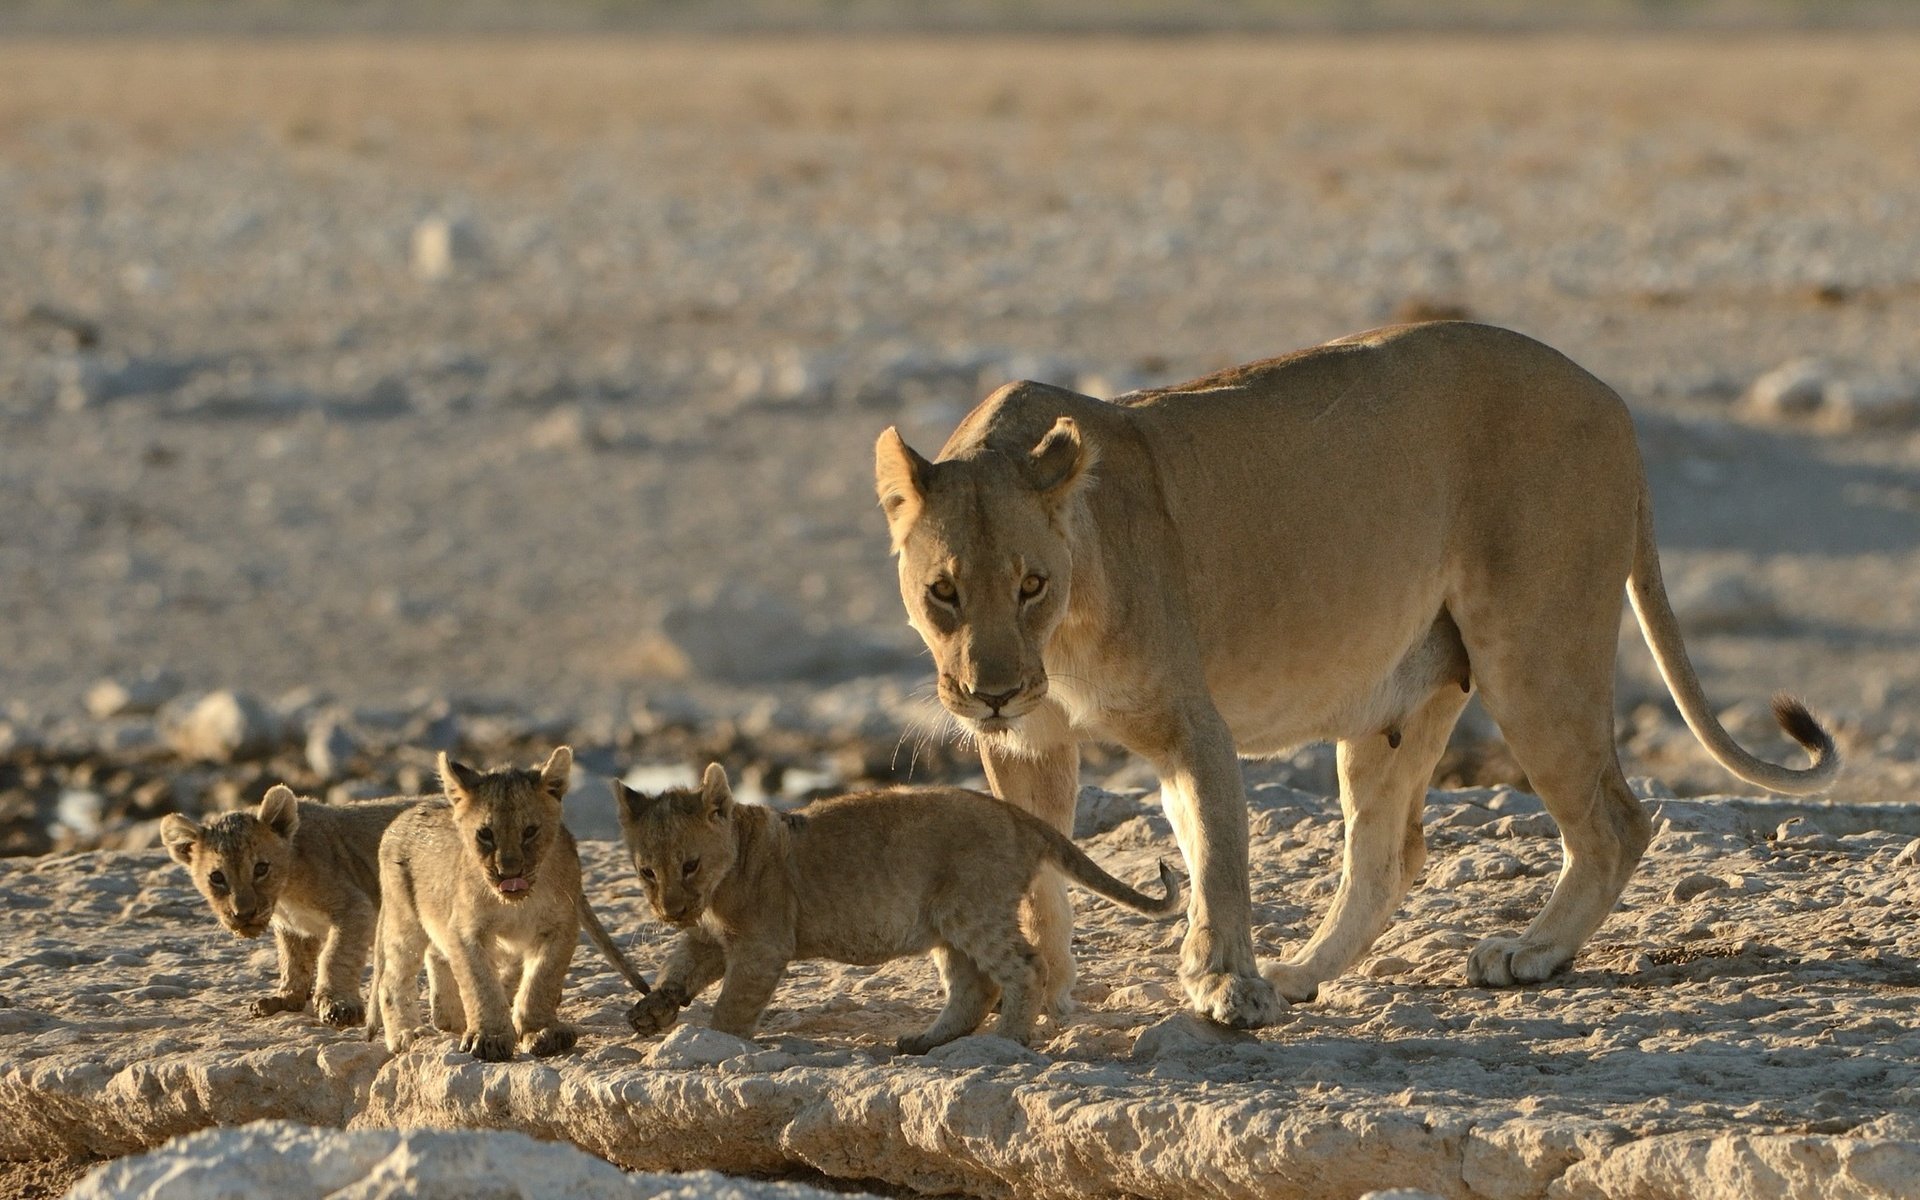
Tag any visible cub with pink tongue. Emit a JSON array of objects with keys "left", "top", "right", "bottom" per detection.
[{"left": 367, "top": 746, "right": 650, "bottom": 1062}]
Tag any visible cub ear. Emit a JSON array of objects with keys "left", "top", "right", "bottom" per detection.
[
  {"left": 258, "top": 785, "right": 300, "bottom": 840},
  {"left": 538, "top": 745, "right": 573, "bottom": 803},
  {"left": 438, "top": 752, "right": 483, "bottom": 806},
  {"left": 875, "top": 427, "right": 933, "bottom": 548},
  {"left": 1028, "top": 416, "right": 1095, "bottom": 500},
  {"left": 159, "top": 814, "right": 203, "bottom": 866},
  {"left": 700, "top": 762, "right": 734, "bottom": 821}
]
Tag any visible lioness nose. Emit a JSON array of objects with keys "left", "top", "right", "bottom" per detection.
[{"left": 972, "top": 685, "right": 1022, "bottom": 711}]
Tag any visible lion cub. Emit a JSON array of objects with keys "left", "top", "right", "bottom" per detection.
[
  {"left": 619, "top": 764, "right": 1182, "bottom": 1051},
  {"left": 161, "top": 786, "right": 418, "bottom": 1027},
  {"left": 369, "top": 746, "right": 646, "bottom": 1061}
]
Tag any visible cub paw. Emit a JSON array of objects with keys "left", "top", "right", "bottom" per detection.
[
  {"left": 1260, "top": 962, "right": 1321, "bottom": 1005},
  {"left": 522, "top": 1025, "right": 579, "bottom": 1058},
  {"left": 384, "top": 1024, "right": 433, "bottom": 1055},
  {"left": 1466, "top": 936, "right": 1568, "bottom": 987},
  {"left": 1183, "top": 970, "right": 1287, "bottom": 1029},
  {"left": 316, "top": 998, "right": 366, "bottom": 1028},
  {"left": 459, "top": 1029, "right": 516, "bottom": 1062},
  {"left": 626, "top": 993, "right": 681, "bottom": 1038},
  {"left": 249, "top": 993, "right": 307, "bottom": 1018}
]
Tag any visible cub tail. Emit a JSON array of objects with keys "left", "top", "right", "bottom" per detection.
[
  {"left": 1031, "top": 819, "right": 1184, "bottom": 916},
  {"left": 579, "top": 894, "right": 651, "bottom": 996}
]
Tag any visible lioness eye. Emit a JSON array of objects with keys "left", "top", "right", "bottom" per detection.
[
  {"left": 253, "top": 862, "right": 269, "bottom": 879},
  {"left": 208, "top": 870, "right": 228, "bottom": 891},
  {"left": 1020, "top": 573, "right": 1047, "bottom": 600},
  {"left": 927, "top": 579, "right": 958, "bottom": 605},
  {"left": 639, "top": 867, "right": 657, "bottom": 881},
  {"left": 682, "top": 858, "right": 700, "bottom": 878},
  {"left": 476, "top": 827, "right": 495, "bottom": 849}
]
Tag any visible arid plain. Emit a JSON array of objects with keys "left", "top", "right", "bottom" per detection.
[{"left": 3, "top": 33, "right": 1919, "bottom": 1200}]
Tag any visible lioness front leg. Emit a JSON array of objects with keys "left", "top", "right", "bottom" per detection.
[
  {"left": 628, "top": 928, "right": 727, "bottom": 1037},
  {"left": 255, "top": 926, "right": 319, "bottom": 1017},
  {"left": 1155, "top": 708, "right": 1286, "bottom": 1028},
  {"left": 981, "top": 713, "right": 1080, "bottom": 1019}
]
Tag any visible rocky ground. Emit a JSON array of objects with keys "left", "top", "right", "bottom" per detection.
[
  {"left": 2, "top": 29, "right": 1919, "bottom": 1200},
  {"left": 4, "top": 782, "right": 1919, "bottom": 1198}
]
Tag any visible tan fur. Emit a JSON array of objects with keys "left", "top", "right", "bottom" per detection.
[
  {"left": 161, "top": 786, "right": 421, "bottom": 1026},
  {"left": 616, "top": 764, "right": 1179, "bottom": 1051},
  {"left": 875, "top": 320, "right": 1839, "bottom": 1028},
  {"left": 367, "top": 747, "right": 641, "bottom": 1060}
]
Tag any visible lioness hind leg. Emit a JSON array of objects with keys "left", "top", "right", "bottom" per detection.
[
  {"left": 1265, "top": 684, "right": 1469, "bottom": 1002},
  {"left": 1453, "top": 555, "right": 1653, "bottom": 986},
  {"left": 897, "top": 945, "right": 996, "bottom": 1055}
]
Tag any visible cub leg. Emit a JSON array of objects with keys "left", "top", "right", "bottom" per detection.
[
  {"left": 705, "top": 940, "right": 790, "bottom": 1040},
  {"left": 446, "top": 934, "right": 516, "bottom": 1062},
  {"left": 896, "top": 944, "right": 996, "bottom": 1054},
  {"left": 375, "top": 916, "right": 432, "bottom": 1053},
  {"left": 628, "top": 928, "right": 728, "bottom": 1036},
  {"left": 255, "top": 926, "right": 319, "bottom": 1017},
  {"left": 312, "top": 894, "right": 376, "bottom": 1027},
  {"left": 1264, "top": 685, "right": 1468, "bottom": 1003},
  {"left": 948, "top": 914, "right": 1042, "bottom": 1045},
  {"left": 981, "top": 713, "right": 1081, "bottom": 1020},
  {"left": 1153, "top": 704, "right": 1287, "bottom": 1029},
  {"left": 426, "top": 951, "right": 464, "bottom": 1032},
  {"left": 514, "top": 927, "right": 581, "bottom": 1058}
]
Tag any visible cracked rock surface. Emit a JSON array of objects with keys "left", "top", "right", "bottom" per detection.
[{"left": 5, "top": 783, "right": 1918, "bottom": 1198}]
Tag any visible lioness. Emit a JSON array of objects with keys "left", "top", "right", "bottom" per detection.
[
  {"left": 875, "top": 320, "right": 1838, "bottom": 1029},
  {"left": 617, "top": 763, "right": 1181, "bottom": 1050},
  {"left": 368, "top": 747, "right": 649, "bottom": 1060}
]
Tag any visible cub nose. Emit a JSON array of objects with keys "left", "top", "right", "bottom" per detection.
[{"left": 971, "top": 685, "right": 1022, "bottom": 711}]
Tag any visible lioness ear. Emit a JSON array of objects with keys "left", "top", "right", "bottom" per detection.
[
  {"left": 159, "top": 814, "right": 203, "bottom": 866},
  {"left": 1029, "top": 416, "right": 1094, "bottom": 500},
  {"left": 875, "top": 427, "right": 933, "bottom": 547},
  {"left": 258, "top": 785, "right": 300, "bottom": 840},
  {"left": 700, "top": 762, "right": 734, "bottom": 821},
  {"left": 538, "top": 746, "right": 573, "bottom": 803},
  {"left": 439, "top": 752, "right": 483, "bottom": 806}
]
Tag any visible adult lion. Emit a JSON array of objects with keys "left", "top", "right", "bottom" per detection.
[{"left": 874, "top": 321, "right": 1837, "bottom": 1029}]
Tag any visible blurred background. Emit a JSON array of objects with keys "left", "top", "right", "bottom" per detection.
[{"left": 3, "top": 0, "right": 1918, "bottom": 856}]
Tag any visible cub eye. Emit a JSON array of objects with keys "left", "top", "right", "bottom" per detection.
[
  {"left": 208, "top": 870, "right": 228, "bottom": 891},
  {"left": 682, "top": 858, "right": 700, "bottom": 878},
  {"left": 927, "top": 579, "right": 958, "bottom": 605},
  {"left": 1019, "top": 573, "right": 1047, "bottom": 600},
  {"left": 253, "top": 862, "right": 269, "bottom": 879},
  {"left": 639, "top": 867, "right": 657, "bottom": 882},
  {"left": 521, "top": 826, "right": 538, "bottom": 844},
  {"left": 476, "top": 827, "right": 495, "bottom": 849}
]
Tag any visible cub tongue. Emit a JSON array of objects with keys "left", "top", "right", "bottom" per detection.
[{"left": 497, "top": 876, "right": 530, "bottom": 894}]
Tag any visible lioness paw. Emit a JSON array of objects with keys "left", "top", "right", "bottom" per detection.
[
  {"left": 316, "top": 998, "right": 365, "bottom": 1028},
  {"left": 249, "top": 993, "right": 307, "bottom": 1018},
  {"left": 626, "top": 993, "right": 680, "bottom": 1038},
  {"left": 1260, "top": 962, "right": 1321, "bottom": 1005},
  {"left": 460, "top": 1029, "right": 516, "bottom": 1062},
  {"left": 1467, "top": 936, "right": 1569, "bottom": 987},
  {"left": 1185, "top": 970, "right": 1287, "bottom": 1029},
  {"left": 522, "top": 1025, "right": 579, "bottom": 1058}
]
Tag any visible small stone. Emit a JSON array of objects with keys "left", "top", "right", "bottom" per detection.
[
  {"left": 164, "top": 691, "right": 277, "bottom": 762},
  {"left": 1821, "top": 377, "right": 1920, "bottom": 431},
  {"left": 648, "top": 1024, "right": 757, "bottom": 1068},
  {"left": 1074, "top": 787, "right": 1153, "bottom": 838},
  {"left": 1365, "top": 955, "right": 1413, "bottom": 979},
  {"left": 1892, "top": 838, "right": 1920, "bottom": 868},
  {"left": 1670, "top": 872, "right": 1728, "bottom": 903},
  {"left": 305, "top": 714, "right": 358, "bottom": 780},
  {"left": 919, "top": 1035, "right": 1046, "bottom": 1068},
  {"left": 85, "top": 672, "right": 180, "bottom": 719},
  {"left": 53, "top": 789, "right": 106, "bottom": 839},
  {"left": 410, "top": 216, "right": 483, "bottom": 281},
  {"left": 1130, "top": 1012, "right": 1258, "bottom": 1060},
  {"left": 1627, "top": 776, "right": 1677, "bottom": 801},
  {"left": 1359, "top": 1191, "right": 1448, "bottom": 1200},
  {"left": 1742, "top": 358, "right": 1829, "bottom": 421}
]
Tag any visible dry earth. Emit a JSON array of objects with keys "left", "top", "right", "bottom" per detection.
[{"left": 4, "top": 782, "right": 1919, "bottom": 1198}]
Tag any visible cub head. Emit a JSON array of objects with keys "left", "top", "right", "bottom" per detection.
[
  {"left": 612, "top": 762, "right": 739, "bottom": 927},
  {"left": 875, "top": 409, "right": 1094, "bottom": 735},
  {"left": 438, "top": 746, "right": 572, "bottom": 904},
  {"left": 160, "top": 784, "right": 301, "bottom": 938}
]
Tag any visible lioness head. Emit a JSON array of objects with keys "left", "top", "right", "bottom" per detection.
[
  {"left": 161, "top": 785, "right": 301, "bottom": 938},
  {"left": 874, "top": 413, "right": 1094, "bottom": 735},
  {"left": 612, "top": 762, "right": 738, "bottom": 927},
  {"left": 438, "top": 746, "right": 572, "bottom": 903}
]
